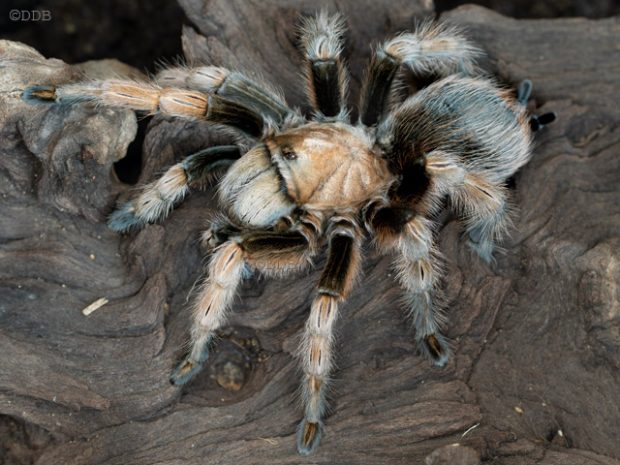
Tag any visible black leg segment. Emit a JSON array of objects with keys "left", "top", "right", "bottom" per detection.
[
  {"left": 215, "top": 74, "right": 291, "bottom": 126},
  {"left": 299, "top": 11, "right": 349, "bottom": 120},
  {"left": 318, "top": 234, "right": 355, "bottom": 296},
  {"left": 310, "top": 59, "right": 343, "bottom": 117},
  {"left": 183, "top": 145, "right": 241, "bottom": 186},
  {"left": 359, "top": 50, "right": 400, "bottom": 126}
]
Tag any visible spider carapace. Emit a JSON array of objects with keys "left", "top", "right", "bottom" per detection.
[{"left": 23, "top": 11, "right": 554, "bottom": 455}]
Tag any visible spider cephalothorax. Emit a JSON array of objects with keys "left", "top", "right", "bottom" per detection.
[
  {"left": 222, "top": 123, "right": 391, "bottom": 226},
  {"left": 23, "top": 11, "right": 554, "bottom": 455}
]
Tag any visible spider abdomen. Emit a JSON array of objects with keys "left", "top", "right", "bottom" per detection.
[{"left": 380, "top": 76, "right": 532, "bottom": 184}]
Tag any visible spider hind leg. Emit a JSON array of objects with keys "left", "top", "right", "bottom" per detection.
[
  {"left": 452, "top": 173, "right": 511, "bottom": 264},
  {"left": 359, "top": 23, "right": 481, "bottom": 126},
  {"left": 397, "top": 236, "right": 451, "bottom": 367},
  {"left": 366, "top": 203, "right": 451, "bottom": 367}
]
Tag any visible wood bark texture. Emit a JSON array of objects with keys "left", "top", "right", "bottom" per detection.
[{"left": 0, "top": 1, "right": 619, "bottom": 464}]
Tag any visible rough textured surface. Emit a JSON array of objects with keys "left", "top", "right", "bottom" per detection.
[{"left": 0, "top": 1, "right": 619, "bottom": 464}]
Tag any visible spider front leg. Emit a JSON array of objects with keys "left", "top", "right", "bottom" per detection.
[
  {"left": 23, "top": 67, "right": 295, "bottom": 138},
  {"left": 171, "top": 224, "right": 318, "bottom": 385},
  {"left": 297, "top": 217, "right": 361, "bottom": 455},
  {"left": 155, "top": 65, "right": 294, "bottom": 127},
  {"left": 109, "top": 145, "right": 241, "bottom": 232}
]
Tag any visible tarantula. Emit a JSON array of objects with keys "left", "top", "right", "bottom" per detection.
[{"left": 23, "top": 12, "right": 554, "bottom": 455}]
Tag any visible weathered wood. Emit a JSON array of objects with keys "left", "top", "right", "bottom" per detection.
[{"left": 0, "top": 2, "right": 619, "bottom": 464}]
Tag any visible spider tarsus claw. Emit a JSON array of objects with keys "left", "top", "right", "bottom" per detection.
[
  {"left": 201, "top": 228, "right": 224, "bottom": 251},
  {"left": 296, "top": 419, "right": 323, "bottom": 456},
  {"left": 107, "top": 203, "right": 142, "bottom": 233},
  {"left": 22, "top": 85, "right": 57, "bottom": 104},
  {"left": 467, "top": 237, "right": 495, "bottom": 265},
  {"left": 422, "top": 333, "right": 451, "bottom": 367},
  {"left": 170, "top": 358, "right": 203, "bottom": 386}
]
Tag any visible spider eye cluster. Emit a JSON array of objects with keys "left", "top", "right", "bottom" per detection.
[{"left": 281, "top": 146, "right": 298, "bottom": 161}]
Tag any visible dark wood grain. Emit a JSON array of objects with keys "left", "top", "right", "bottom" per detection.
[{"left": 1, "top": 2, "right": 619, "bottom": 464}]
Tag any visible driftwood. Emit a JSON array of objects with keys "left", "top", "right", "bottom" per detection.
[{"left": 1, "top": 1, "right": 619, "bottom": 464}]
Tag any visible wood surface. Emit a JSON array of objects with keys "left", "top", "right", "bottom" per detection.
[{"left": 0, "top": 1, "right": 619, "bottom": 464}]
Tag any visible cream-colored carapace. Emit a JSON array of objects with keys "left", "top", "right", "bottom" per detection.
[
  {"left": 220, "top": 122, "right": 392, "bottom": 227},
  {"left": 23, "top": 10, "right": 554, "bottom": 456},
  {"left": 270, "top": 123, "right": 391, "bottom": 208}
]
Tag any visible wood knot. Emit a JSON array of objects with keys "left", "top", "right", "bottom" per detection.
[{"left": 211, "top": 326, "right": 267, "bottom": 392}]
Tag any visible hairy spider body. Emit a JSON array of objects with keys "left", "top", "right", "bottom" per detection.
[
  {"left": 223, "top": 123, "right": 391, "bottom": 226},
  {"left": 23, "top": 12, "right": 554, "bottom": 455}
]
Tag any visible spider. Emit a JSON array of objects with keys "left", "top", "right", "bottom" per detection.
[{"left": 23, "top": 12, "right": 554, "bottom": 455}]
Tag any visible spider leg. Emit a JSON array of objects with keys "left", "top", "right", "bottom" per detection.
[
  {"left": 299, "top": 11, "right": 349, "bottom": 119},
  {"left": 450, "top": 172, "right": 511, "bottom": 263},
  {"left": 361, "top": 150, "right": 478, "bottom": 365},
  {"left": 297, "top": 216, "right": 361, "bottom": 455},
  {"left": 424, "top": 149, "right": 511, "bottom": 263},
  {"left": 365, "top": 203, "right": 450, "bottom": 366},
  {"left": 359, "top": 22, "right": 481, "bottom": 126},
  {"left": 170, "top": 222, "right": 319, "bottom": 386},
  {"left": 394, "top": 218, "right": 449, "bottom": 366},
  {"left": 22, "top": 68, "right": 296, "bottom": 137},
  {"left": 108, "top": 145, "right": 241, "bottom": 232},
  {"left": 200, "top": 220, "right": 242, "bottom": 252},
  {"left": 155, "top": 66, "right": 295, "bottom": 128}
]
